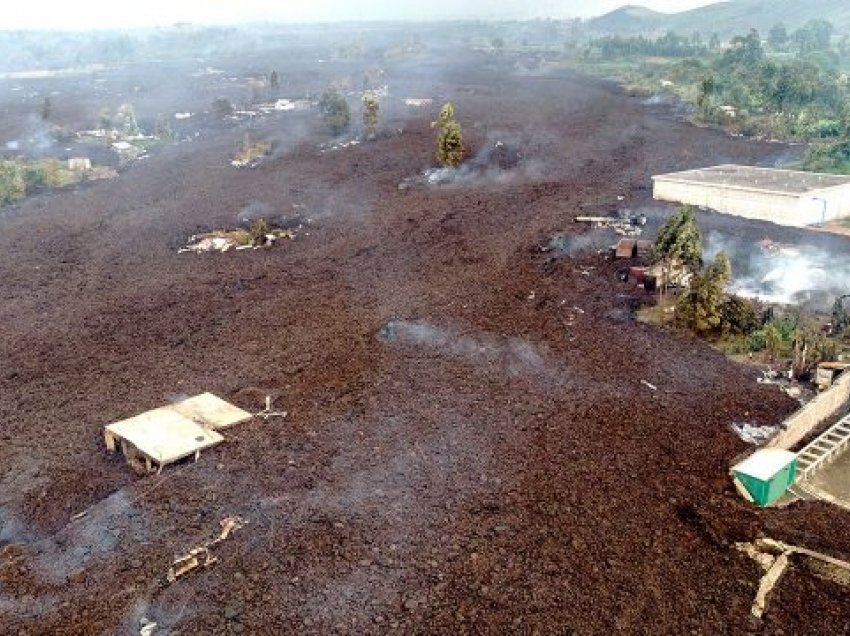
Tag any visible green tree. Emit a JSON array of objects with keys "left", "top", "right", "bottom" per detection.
[
  {"left": 839, "top": 34, "right": 850, "bottom": 57},
  {"left": 155, "top": 114, "right": 173, "bottom": 141},
  {"left": 431, "top": 102, "right": 464, "bottom": 168},
  {"left": 40, "top": 96, "right": 52, "bottom": 121},
  {"left": 720, "top": 29, "right": 764, "bottom": 69},
  {"left": 675, "top": 251, "right": 732, "bottom": 334},
  {"left": 361, "top": 92, "right": 379, "bottom": 140},
  {"left": 709, "top": 33, "right": 721, "bottom": 50},
  {"left": 697, "top": 74, "right": 716, "bottom": 118},
  {"left": 653, "top": 205, "right": 703, "bottom": 270},
  {"left": 768, "top": 23, "right": 788, "bottom": 49},
  {"left": 116, "top": 103, "right": 139, "bottom": 137},
  {"left": 721, "top": 295, "right": 761, "bottom": 335},
  {"left": 792, "top": 325, "right": 836, "bottom": 377},
  {"left": 318, "top": 87, "right": 351, "bottom": 135},
  {"left": 793, "top": 19, "right": 833, "bottom": 54},
  {"left": 764, "top": 323, "right": 784, "bottom": 357},
  {"left": 211, "top": 97, "right": 235, "bottom": 116},
  {"left": 98, "top": 107, "right": 112, "bottom": 130},
  {"left": 832, "top": 295, "right": 850, "bottom": 333}
]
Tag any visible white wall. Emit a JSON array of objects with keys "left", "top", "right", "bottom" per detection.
[
  {"left": 768, "top": 371, "right": 850, "bottom": 450},
  {"left": 653, "top": 179, "right": 850, "bottom": 228}
]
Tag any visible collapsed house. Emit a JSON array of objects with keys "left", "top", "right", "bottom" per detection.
[
  {"left": 627, "top": 259, "right": 692, "bottom": 292},
  {"left": 613, "top": 238, "right": 653, "bottom": 260},
  {"left": 104, "top": 393, "right": 252, "bottom": 473},
  {"left": 609, "top": 236, "right": 692, "bottom": 291},
  {"left": 653, "top": 165, "right": 850, "bottom": 228}
]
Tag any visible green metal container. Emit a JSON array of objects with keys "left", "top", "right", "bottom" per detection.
[{"left": 732, "top": 449, "right": 798, "bottom": 507}]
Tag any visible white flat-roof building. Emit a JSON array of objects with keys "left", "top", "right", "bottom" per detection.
[{"left": 652, "top": 165, "right": 850, "bottom": 228}]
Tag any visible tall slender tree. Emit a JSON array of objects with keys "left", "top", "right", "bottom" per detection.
[
  {"left": 362, "top": 92, "right": 379, "bottom": 140},
  {"left": 431, "top": 102, "right": 464, "bottom": 168}
]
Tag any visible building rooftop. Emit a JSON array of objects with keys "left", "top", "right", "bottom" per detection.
[
  {"left": 104, "top": 392, "right": 253, "bottom": 471},
  {"left": 652, "top": 165, "right": 850, "bottom": 196},
  {"left": 733, "top": 448, "right": 797, "bottom": 482}
]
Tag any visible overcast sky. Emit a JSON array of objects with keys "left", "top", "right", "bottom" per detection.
[{"left": 1, "top": 1, "right": 719, "bottom": 30}]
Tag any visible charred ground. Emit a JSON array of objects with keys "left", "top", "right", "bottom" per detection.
[{"left": 1, "top": 43, "right": 850, "bottom": 634}]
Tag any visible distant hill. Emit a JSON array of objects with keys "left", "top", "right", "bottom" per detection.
[
  {"left": 589, "top": 0, "right": 850, "bottom": 37},
  {"left": 587, "top": 5, "right": 665, "bottom": 34}
]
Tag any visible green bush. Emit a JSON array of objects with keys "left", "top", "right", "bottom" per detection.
[
  {"left": 746, "top": 329, "right": 767, "bottom": 352},
  {"left": 722, "top": 295, "right": 761, "bottom": 335},
  {"left": 0, "top": 161, "right": 26, "bottom": 206}
]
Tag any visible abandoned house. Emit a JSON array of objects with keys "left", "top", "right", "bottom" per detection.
[
  {"left": 68, "top": 157, "right": 92, "bottom": 172},
  {"left": 652, "top": 165, "right": 850, "bottom": 227},
  {"left": 104, "top": 393, "right": 252, "bottom": 473}
]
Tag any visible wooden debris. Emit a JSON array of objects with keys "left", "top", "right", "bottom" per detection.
[
  {"left": 165, "top": 516, "right": 247, "bottom": 585},
  {"left": 752, "top": 552, "right": 789, "bottom": 619},
  {"left": 737, "top": 537, "right": 850, "bottom": 619},
  {"left": 255, "top": 395, "right": 288, "bottom": 422}
]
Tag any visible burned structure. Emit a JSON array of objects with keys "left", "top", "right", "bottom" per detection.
[{"left": 653, "top": 165, "right": 850, "bottom": 228}]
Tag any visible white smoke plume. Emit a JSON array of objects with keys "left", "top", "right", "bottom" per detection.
[{"left": 704, "top": 231, "right": 850, "bottom": 310}]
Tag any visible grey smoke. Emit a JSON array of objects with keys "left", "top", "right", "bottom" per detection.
[
  {"left": 29, "top": 490, "right": 148, "bottom": 585},
  {"left": 542, "top": 229, "right": 612, "bottom": 258},
  {"left": 237, "top": 201, "right": 277, "bottom": 223},
  {"left": 400, "top": 134, "right": 539, "bottom": 190},
  {"left": 379, "top": 320, "right": 550, "bottom": 378}
]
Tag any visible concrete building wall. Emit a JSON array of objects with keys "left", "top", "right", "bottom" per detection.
[
  {"left": 768, "top": 371, "right": 850, "bottom": 451},
  {"left": 809, "top": 186, "right": 850, "bottom": 223},
  {"left": 653, "top": 179, "right": 850, "bottom": 228}
]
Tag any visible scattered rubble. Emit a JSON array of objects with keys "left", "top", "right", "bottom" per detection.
[
  {"left": 257, "top": 98, "right": 311, "bottom": 114},
  {"left": 404, "top": 98, "right": 433, "bottom": 107},
  {"left": 574, "top": 210, "right": 647, "bottom": 237},
  {"left": 729, "top": 422, "right": 779, "bottom": 445},
  {"left": 179, "top": 220, "right": 296, "bottom": 254},
  {"left": 319, "top": 137, "right": 361, "bottom": 153}
]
